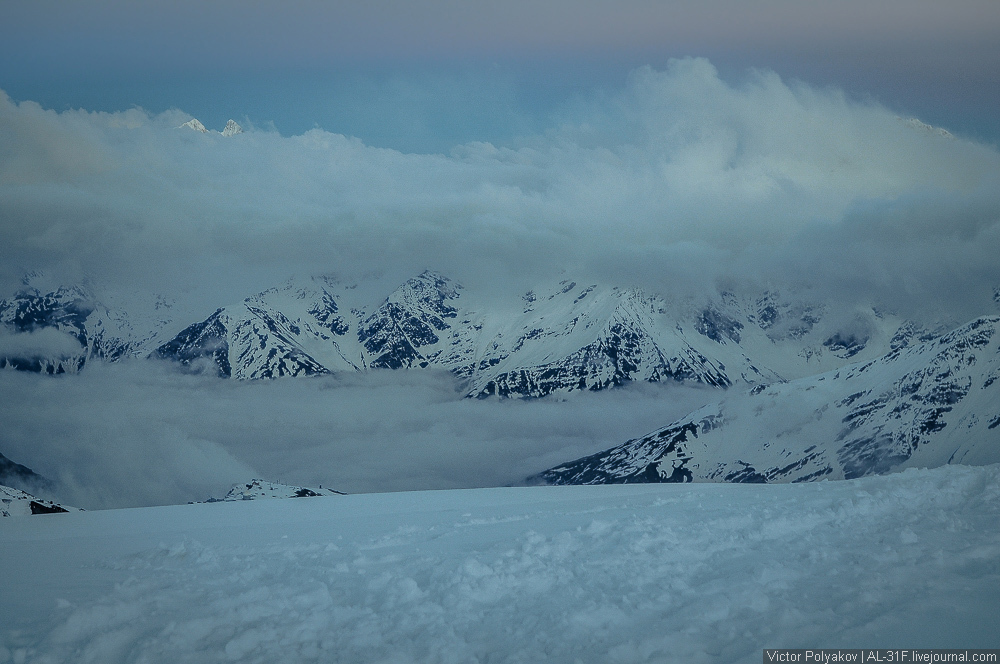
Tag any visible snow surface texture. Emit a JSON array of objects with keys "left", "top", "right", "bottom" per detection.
[
  {"left": 1, "top": 464, "right": 998, "bottom": 663},
  {"left": 540, "top": 316, "right": 1000, "bottom": 485}
]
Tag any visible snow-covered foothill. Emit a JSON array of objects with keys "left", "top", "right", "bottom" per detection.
[
  {"left": 0, "top": 465, "right": 998, "bottom": 662},
  {"left": 0, "top": 484, "right": 81, "bottom": 517},
  {"left": 215, "top": 478, "right": 346, "bottom": 501}
]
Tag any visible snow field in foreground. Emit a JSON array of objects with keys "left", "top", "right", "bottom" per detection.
[{"left": 1, "top": 464, "right": 999, "bottom": 663}]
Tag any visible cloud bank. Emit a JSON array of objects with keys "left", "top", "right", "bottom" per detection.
[
  {"left": 2, "top": 57, "right": 998, "bottom": 320},
  {"left": 0, "top": 327, "right": 84, "bottom": 359},
  {"left": 0, "top": 363, "right": 714, "bottom": 509}
]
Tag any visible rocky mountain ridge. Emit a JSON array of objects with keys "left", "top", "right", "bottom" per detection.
[
  {"left": 1, "top": 270, "right": 958, "bottom": 399},
  {"left": 147, "top": 272, "right": 938, "bottom": 398}
]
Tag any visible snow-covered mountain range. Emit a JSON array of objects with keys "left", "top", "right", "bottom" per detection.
[
  {"left": 537, "top": 316, "right": 1000, "bottom": 485},
  {"left": 2, "top": 271, "right": 941, "bottom": 399},
  {"left": 5, "top": 269, "right": 997, "bottom": 492}
]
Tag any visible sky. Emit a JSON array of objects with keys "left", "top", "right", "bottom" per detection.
[
  {"left": 2, "top": 0, "right": 999, "bottom": 151},
  {"left": 1, "top": 0, "right": 1000, "bottom": 507}
]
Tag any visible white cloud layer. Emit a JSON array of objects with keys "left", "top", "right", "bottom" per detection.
[
  {"left": 0, "top": 327, "right": 84, "bottom": 359},
  {"left": 1, "top": 57, "right": 998, "bottom": 320}
]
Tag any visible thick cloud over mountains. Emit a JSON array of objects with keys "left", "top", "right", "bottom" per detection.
[{"left": 2, "top": 58, "right": 998, "bottom": 322}]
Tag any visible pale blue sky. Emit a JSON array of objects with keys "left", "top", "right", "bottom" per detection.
[{"left": 2, "top": 0, "right": 998, "bottom": 151}]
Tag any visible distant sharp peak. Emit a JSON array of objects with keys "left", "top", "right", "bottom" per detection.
[
  {"left": 20, "top": 269, "right": 45, "bottom": 286},
  {"left": 412, "top": 269, "right": 460, "bottom": 288},
  {"left": 177, "top": 117, "right": 243, "bottom": 136},
  {"left": 222, "top": 119, "right": 243, "bottom": 136},
  {"left": 178, "top": 118, "right": 208, "bottom": 133},
  {"left": 898, "top": 116, "right": 954, "bottom": 139}
]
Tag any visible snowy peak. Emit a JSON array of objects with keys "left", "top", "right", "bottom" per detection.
[
  {"left": 178, "top": 118, "right": 208, "bottom": 133},
  {"left": 537, "top": 315, "right": 1000, "bottom": 485},
  {"left": 358, "top": 271, "right": 463, "bottom": 370},
  {"left": 469, "top": 284, "right": 741, "bottom": 397},
  {"left": 178, "top": 118, "right": 243, "bottom": 136},
  {"left": 154, "top": 308, "right": 232, "bottom": 377},
  {"left": 221, "top": 119, "right": 243, "bottom": 136}
]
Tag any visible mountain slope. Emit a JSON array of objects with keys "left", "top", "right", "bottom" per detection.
[
  {"left": 154, "top": 275, "right": 362, "bottom": 379},
  {"left": 6, "top": 270, "right": 941, "bottom": 399},
  {"left": 464, "top": 284, "right": 778, "bottom": 397},
  {"left": 0, "top": 279, "right": 176, "bottom": 373},
  {"left": 537, "top": 316, "right": 1000, "bottom": 485}
]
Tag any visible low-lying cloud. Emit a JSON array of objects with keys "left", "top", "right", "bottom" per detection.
[
  {"left": 0, "top": 362, "right": 714, "bottom": 509},
  {"left": 0, "top": 327, "right": 84, "bottom": 359}
]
